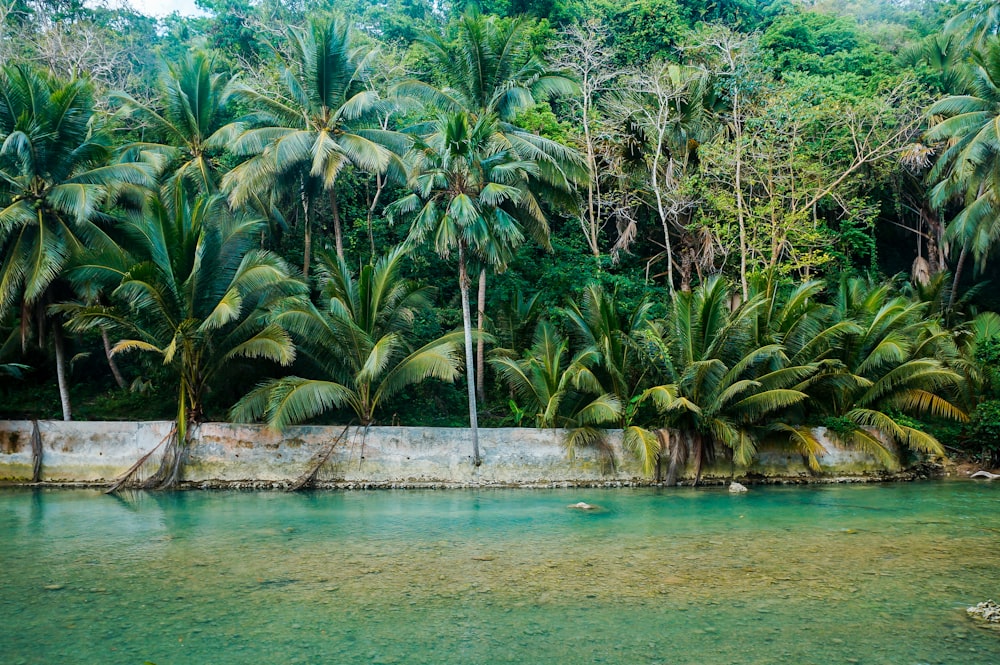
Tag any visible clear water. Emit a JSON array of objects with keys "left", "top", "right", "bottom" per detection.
[{"left": 1, "top": 482, "right": 999, "bottom": 665}]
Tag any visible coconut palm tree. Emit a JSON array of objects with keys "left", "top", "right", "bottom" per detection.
[
  {"left": 628, "top": 277, "right": 815, "bottom": 483},
  {"left": 397, "top": 10, "right": 578, "bottom": 128},
  {"left": 0, "top": 65, "right": 154, "bottom": 420},
  {"left": 944, "top": 0, "right": 1000, "bottom": 48},
  {"left": 63, "top": 193, "right": 308, "bottom": 487},
  {"left": 113, "top": 51, "right": 238, "bottom": 196},
  {"left": 490, "top": 319, "right": 621, "bottom": 452},
  {"left": 789, "top": 277, "right": 965, "bottom": 468},
  {"left": 387, "top": 110, "right": 549, "bottom": 465},
  {"left": 494, "top": 286, "right": 543, "bottom": 358},
  {"left": 230, "top": 245, "right": 463, "bottom": 429},
  {"left": 224, "top": 16, "right": 404, "bottom": 274},
  {"left": 563, "top": 283, "right": 653, "bottom": 419},
  {"left": 395, "top": 10, "right": 586, "bottom": 399},
  {"left": 926, "top": 42, "right": 1000, "bottom": 305}
]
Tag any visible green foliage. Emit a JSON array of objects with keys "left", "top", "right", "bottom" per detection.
[
  {"left": 0, "top": 0, "right": 994, "bottom": 480},
  {"left": 231, "top": 245, "right": 463, "bottom": 428},
  {"left": 63, "top": 193, "right": 309, "bottom": 441},
  {"left": 762, "top": 11, "right": 896, "bottom": 85},
  {"left": 964, "top": 399, "right": 1000, "bottom": 467},
  {"left": 975, "top": 335, "right": 1000, "bottom": 397},
  {"left": 599, "top": 0, "right": 688, "bottom": 66}
]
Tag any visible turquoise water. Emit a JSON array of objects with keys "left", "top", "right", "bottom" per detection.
[{"left": 1, "top": 482, "right": 999, "bottom": 664}]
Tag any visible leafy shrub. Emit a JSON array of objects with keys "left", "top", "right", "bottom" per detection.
[{"left": 964, "top": 400, "right": 1000, "bottom": 468}]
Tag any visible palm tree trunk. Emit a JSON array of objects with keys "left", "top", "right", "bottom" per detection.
[
  {"left": 949, "top": 244, "right": 968, "bottom": 313},
  {"left": 459, "top": 243, "right": 481, "bottom": 467},
  {"left": 692, "top": 434, "right": 703, "bottom": 487},
  {"left": 367, "top": 173, "right": 385, "bottom": 262},
  {"left": 331, "top": 185, "right": 344, "bottom": 262},
  {"left": 476, "top": 269, "right": 487, "bottom": 404},
  {"left": 102, "top": 328, "right": 127, "bottom": 390},
  {"left": 301, "top": 188, "right": 312, "bottom": 279},
  {"left": 664, "top": 430, "right": 682, "bottom": 487},
  {"left": 52, "top": 320, "right": 72, "bottom": 422}
]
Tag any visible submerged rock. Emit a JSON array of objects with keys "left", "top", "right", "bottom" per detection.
[
  {"left": 970, "top": 470, "right": 1000, "bottom": 481},
  {"left": 729, "top": 482, "right": 748, "bottom": 493},
  {"left": 967, "top": 600, "right": 1000, "bottom": 623},
  {"left": 568, "top": 502, "right": 596, "bottom": 510}
]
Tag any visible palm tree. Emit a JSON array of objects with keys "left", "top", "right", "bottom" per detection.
[
  {"left": 490, "top": 319, "right": 621, "bottom": 453},
  {"left": 944, "top": 0, "right": 1000, "bottom": 48},
  {"left": 113, "top": 51, "right": 238, "bottom": 196},
  {"left": 231, "top": 245, "right": 463, "bottom": 429},
  {"left": 0, "top": 65, "right": 154, "bottom": 420},
  {"left": 395, "top": 10, "right": 586, "bottom": 400},
  {"left": 494, "top": 286, "right": 543, "bottom": 358},
  {"left": 64, "top": 193, "right": 308, "bottom": 487},
  {"left": 387, "top": 111, "right": 550, "bottom": 465},
  {"left": 224, "top": 16, "right": 404, "bottom": 274},
  {"left": 628, "top": 277, "right": 814, "bottom": 483},
  {"left": 925, "top": 42, "right": 1000, "bottom": 306},
  {"left": 803, "top": 277, "right": 966, "bottom": 466},
  {"left": 563, "top": 283, "right": 653, "bottom": 419},
  {"left": 398, "top": 11, "right": 577, "bottom": 127}
]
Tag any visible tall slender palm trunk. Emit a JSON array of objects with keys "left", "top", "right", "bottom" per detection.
[
  {"left": 459, "top": 243, "right": 481, "bottom": 466},
  {"left": 476, "top": 269, "right": 487, "bottom": 403},
  {"left": 52, "top": 320, "right": 72, "bottom": 421},
  {"left": 331, "top": 185, "right": 344, "bottom": 261},
  {"left": 301, "top": 186, "right": 312, "bottom": 279},
  {"left": 949, "top": 244, "right": 969, "bottom": 312},
  {"left": 102, "top": 328, "right": 127, "bottom": 389}
]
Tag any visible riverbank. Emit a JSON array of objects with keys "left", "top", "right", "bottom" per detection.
[{"left": 0, "top": 420, "right": 944, "bottom": 488}]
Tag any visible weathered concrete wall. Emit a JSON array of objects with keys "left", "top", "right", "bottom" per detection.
[{"left": 0, "top": 420, "right": 902, "bottom": 486}]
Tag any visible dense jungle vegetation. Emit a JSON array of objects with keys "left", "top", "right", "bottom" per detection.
[{"left": 2, "top": 0, "right": 1000, "bottom": 477}]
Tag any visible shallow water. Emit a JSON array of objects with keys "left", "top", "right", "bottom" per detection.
[{"left": 1, "top": 482, "right": 999, "bottom": 664}]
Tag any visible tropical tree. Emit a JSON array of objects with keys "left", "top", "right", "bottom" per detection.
[
  {"left": 113, "top": 51, "right": 238, "bottom": 196},
  {"left": 628, "top": 277, "right": 815, "bottom": 483},
  {"left": 926, "top": 41, "right": 1000, "bottom": 304},
  {"left": 494, "top": 286, "right": 543, "bottom": 358},
  {"left": 224, "top": 15, "right": 404, "bottom": 274},
  {"left": 563, "top": 283, "right": 653, "bottom": 418},
  {"left": 612, "top": 60, "right": 714, "bottom": 293},
  {"left": 231, "top": 245, "right": 464, "bottom": 429},
  {"left": 396, "top": 9, "right": 586, "bottom": 399},
  {"left": 398, "top": 10, "right": 577, "bottom": 127},
  {"left": 63, "top": 193, "right": 308, "bottom": 487},
  {"left": 944, "top": 0, "right": 1000, "bottom": 48},
  {"left": 490, "top": 319, "right": 622, "bottom": 452},
  {"left": 387, "top": 111, "right": 548, "bottom": 465},
  {"left": 0, "top": 64, "right": 153, "bottom": 420},
  {"left": 803, "top": 277, "right": 966, "bottom": 466}
]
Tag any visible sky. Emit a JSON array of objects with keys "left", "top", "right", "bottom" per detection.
[{"left": 114, "top": 0, "right": 206, "bottom": 17}]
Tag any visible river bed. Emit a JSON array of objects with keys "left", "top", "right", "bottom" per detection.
[{"left": 1, "top": 482, "right": 998, "bottom": 664}]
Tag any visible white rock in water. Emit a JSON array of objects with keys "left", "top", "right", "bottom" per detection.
[
  {"left": 967, "top": 600, "right": 1000, "bottom": 623},
  {"left": 970, "top": 470, "right": 1000, "bottom": 480},
  {"left": 729, "top": 482, "right": 748, "bottom": 493},
  {"left": 569, "top": 502, "right": 595, "bottom": 510}
]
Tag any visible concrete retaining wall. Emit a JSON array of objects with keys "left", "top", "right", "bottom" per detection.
[{"left": 0, "top": 420, "right": 900, "bottom": 486}]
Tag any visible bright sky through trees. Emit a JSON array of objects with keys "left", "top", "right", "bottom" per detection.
[{"left": 115, "top": 0, "right": 205, "bottom": 16}]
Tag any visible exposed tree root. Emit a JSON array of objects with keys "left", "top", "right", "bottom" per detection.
[
  {"left": 30, "top": 419, "right": 42, "bottom": 483},
  {"left": 105, "top": 425, "right": 176, "bottom": 494},
  {"left": 143, "top": 430, "right": 187, "bottom": 490},
  {"left": 287, "top": 425, "right": 350, "bottom": 492}
]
